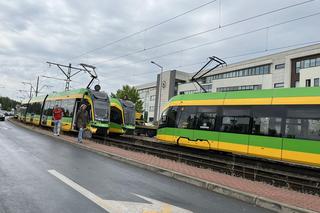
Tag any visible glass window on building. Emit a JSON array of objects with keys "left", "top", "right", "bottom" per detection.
[
  {"left": 316, "top": 58, "right": 320, "bottom": 66},
  {"left": 306, "top": 79, "right": 311, "bottom": 87},
  {"left": 275, "top": 63, "right": 285, "bottom": 70},
  {"left": 304, "top": 59, "right": 310, "bottom": 68},
  {"left": 310, "top": 59, "right": 316, "bottom": 67},
  {"left": 296, "top": 61, "right": 301, "bottom": 73},
  {"left": 314, "top": 78, "right": 319, "bottom": 87},
  {"left": 201, "top": 84, "right": 212, "bottom": 92},
  {"left": 150, "top": 95, "right": 155, "bottom": 101},
  {"left": 274, "top": 82, "right": 284, "bottom": 88}
]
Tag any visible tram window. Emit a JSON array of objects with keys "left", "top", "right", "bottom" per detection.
[
  {"left": 252, "top": 106, "right": 283, "bottom": 137},
  {"left": 110, "top": 107, "right": 122, "bottom": 124},
  {"left": 285, "top": 106, "right": 320, "bottom": 140},
  {"left": 61, "top": 99, "right": 74, "bottom": 117},
  {"left": 221, "top": 107, "right": 250, "bottom": 133},
  {"left": 45, "top": 101, "right": 54, "bottom": 116},
  {"left": 34, "top": 102, "right": 41, "bottom": 114},
  {"left": 177, "top": 106, "right": 197, "bottom": 129},
  {"left": 195, "top": 106, "right": 217, "bottom": 131},
  {"left": 27, "top": 102, "right": 41, "bottom": 115},
  {"left": 160, "top": 107, "right": 177, "bottom": 128}
]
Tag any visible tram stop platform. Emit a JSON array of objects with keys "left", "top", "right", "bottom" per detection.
[{"left": 9, "top": 119, "right": 320, "bottom": 213}]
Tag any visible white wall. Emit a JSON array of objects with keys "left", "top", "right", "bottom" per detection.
[{"left": 299, "top": 67, "right": 320, "bottom": 87}]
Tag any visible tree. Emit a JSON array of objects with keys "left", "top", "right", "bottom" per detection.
[
  {"left": 112, "top": 85, "right": 143, "bottom": 112},
  {"left": 0, "top": 96, "right": 19, "bottom": 111}
]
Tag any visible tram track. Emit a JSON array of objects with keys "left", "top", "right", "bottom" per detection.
[
  {"left": 10, "top": 118, "right": 320, "bottom": 196},
  {"left": 94, "top": 134, "right": 320, "bottom": 195}
]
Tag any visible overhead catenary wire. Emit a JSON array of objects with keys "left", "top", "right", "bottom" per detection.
[
  {"left": 104, "top": 40, "right": 320, "bottom": 81},
  {"left": 94, "top": 11, "right": 320, "bottom": 73},
  {"left": 69, "top": 0, "right": 218, "bottom": 61},
  {"left": 93, "top": 0, "right": 315, "bottom": 66}
]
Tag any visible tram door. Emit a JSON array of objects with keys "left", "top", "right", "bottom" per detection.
[
  {"left": 175, "top": 106, "right": 197, "bottom": 148},
  {"left": 192, "top": 106, "right": 218, "bottom": 150},
  {"left": 248, "top": 106, "right": 283, "bottom": 160},
  {"left": 72, "top": 100, "right": 80, "bottom": 130},
  {"left": 72, "top": 99, "right": 92, "bottom": 130}
]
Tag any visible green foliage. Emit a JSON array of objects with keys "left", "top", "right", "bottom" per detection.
[
  {"left": 0, "top": 96, "right": 18, "bottom": 111},
  {"left": 113, "top": 85, "right": 143, "bottom": 112}
]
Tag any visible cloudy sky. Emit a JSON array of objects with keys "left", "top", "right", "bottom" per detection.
[{"left": 0, "top": 0, "right": 319, "bottom": 100}]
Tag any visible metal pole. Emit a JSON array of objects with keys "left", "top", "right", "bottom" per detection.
[
  {"left": 35, "top": 76, "right": 39, "bottom": 97},
  {"left": 158, "top": 67, "right": 163, "bottom": 121},
  {"left": 150, "top": 61, "right": 163, "bottom": 121},
  {"left": 66, "top": 63, "right": 71, "bottom": 90},
  {"left": 29, "top": 85, "right": 33, "bottom": 99}
]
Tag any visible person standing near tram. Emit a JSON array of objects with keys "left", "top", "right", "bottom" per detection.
[
  {"left": 75, "top": 104, "right": 89, "bottom": 143},
  {"left": 52, "top": 104, "right": 63, "bottom": 136}
]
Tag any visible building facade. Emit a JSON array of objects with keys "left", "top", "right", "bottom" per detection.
[
  {"left": 136, "top": 43, "right": 320, "bottom": 122},
  {"left": 136, "top": 82, "right": 157, "bottom": 122}
]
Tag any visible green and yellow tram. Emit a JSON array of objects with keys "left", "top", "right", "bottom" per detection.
[
  {"left": 157, "top": 87, "right": 320, "bottom": 167},
  {"left": 21, "top": 88, "right": 110, "bottom": 135},
  {"left": 17, "top": 100, "right": 28, "bottom": 122},
  {"left": 109, "top": 98, "right": 136, "bottom": 135}
]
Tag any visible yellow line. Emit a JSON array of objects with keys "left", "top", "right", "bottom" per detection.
[{"left": 167, "top": 96, "right": 320, "bottom": 107}]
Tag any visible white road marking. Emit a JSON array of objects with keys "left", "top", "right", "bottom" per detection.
[{"left": 48, "top": 169, "right": 192, "bottom": 213}]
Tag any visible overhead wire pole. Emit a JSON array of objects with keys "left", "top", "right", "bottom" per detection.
[
  {"left": 35, "top": 76, "right": 39, "bottom": 97},
  {"left": 151, "top": 61, "right": 163, "bottom": 121},
  {"left": 46, "top": 62, "right": 99, "bottom": 91},
  {"left": 46, "top": 62, "right": 87, "bottom": 91}
]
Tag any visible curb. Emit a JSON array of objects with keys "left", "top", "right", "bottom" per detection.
[{"left": 8, "top": 119, "right": 317, "bottom": 213}]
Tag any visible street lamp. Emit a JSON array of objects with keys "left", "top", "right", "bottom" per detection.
[{"left": 151, "top": 61, "right": 163, "bottom": 121}]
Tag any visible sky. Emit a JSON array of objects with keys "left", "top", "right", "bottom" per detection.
[{"left": 0, "top": 0, "right": 319, "bottom": 100}]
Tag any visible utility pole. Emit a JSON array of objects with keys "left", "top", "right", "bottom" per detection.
[
  {"left": 151, "top": 61, "right": 163, "bottom": 121},
  {"left": 22, "top": 76, "right": 51, "bottom": 98},
  {"left": 35, "top": 76, "right": 39, "bottom": 97}
]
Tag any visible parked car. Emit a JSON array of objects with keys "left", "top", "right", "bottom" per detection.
[{"left": 0, "top": 113, "right": 5, "bottom": 121}]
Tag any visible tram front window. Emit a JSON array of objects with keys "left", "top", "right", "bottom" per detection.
[
  {"left": 120, "top": 100, "right": 135, "bottom": 126},
  {"left": 124, "top": 107, "right": 135, "bottom": 126},
  {"left": 93, "top": 99, "right": 109, "bottom": 122}
]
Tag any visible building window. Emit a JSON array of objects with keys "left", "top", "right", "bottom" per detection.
[
  {"left": 306, "top": 79, "right": 311, "bottom": 87},
  {"left": 205, "top": 64, "right": 270, "bottom": 81},
  {"left": 150, "top": 95, "right": 155, "bottom": 101},
  {"left": 217, "top": 84, "right": 262, "bottom": 92},
  {"left": 149, "top": 106, "right": 155, "bottom": 111},
  {"left": 275, "top": 63, "right": 285, "bottom": 70},
  {"left": 149, "top": 117, "right": 154, "bottom": 122},
  {"left": 201, "top": 84, "right": 212, "bottom": 92},
  {"left": 180, "top": 90, "right": 197, "bottom": 95},
  {"left": 296, "top": 61, "right": 301, "bottom": 73},
  {"left": 274, "top": 82, "right": 284, "bottom": 88},
  {"left": 295, "top": 56, "right": 320, "bottom": 72},
  {"left": 314, "top": 78, "right": 319, "bottom": 87}
]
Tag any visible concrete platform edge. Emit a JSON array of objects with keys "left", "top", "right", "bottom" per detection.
[{"left": 8, "top": 119, "right": 317, "bottom": 213}]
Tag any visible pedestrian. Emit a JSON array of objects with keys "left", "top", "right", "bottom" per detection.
[
  {"left": 52, "top": 104, "right": 63, "bottom": 136},
  {"left": 75, "top": 104, "right": 89, "bottom": 143}
]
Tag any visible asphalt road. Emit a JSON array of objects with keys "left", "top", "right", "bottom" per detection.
[{"left": 0, "top": 120, "right": 271, "bottom": 213}]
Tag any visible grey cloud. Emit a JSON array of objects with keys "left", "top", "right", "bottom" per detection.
[{"left": 0, "top": 0, "right": 318, "bottom": 99}]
